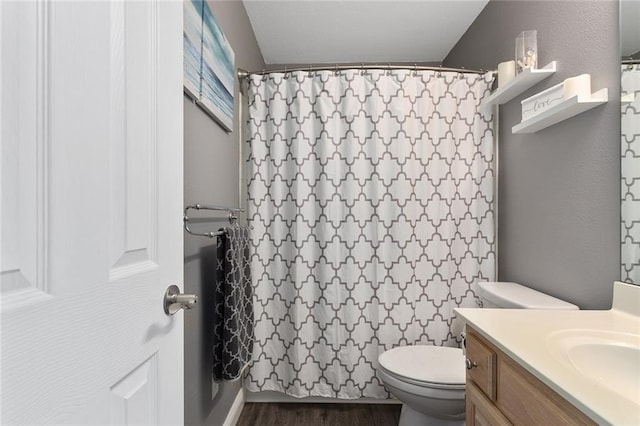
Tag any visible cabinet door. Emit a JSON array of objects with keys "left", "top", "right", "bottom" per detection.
[
  {"left": 466, "top": 381, "right": 512, "bottom": 426},
  {"left": 466, "top": 330, "right": 497, "bottom": 400},
  {"left": 497, "top": 357, "right": 595, "bottom": 425}
]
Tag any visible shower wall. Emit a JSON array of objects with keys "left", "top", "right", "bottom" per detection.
[
  {"left": 183, "top": 2, "right": 264, "bottom": 425},
  {"left": 444, "top": 1, "right": 620, "bottom": 309}
]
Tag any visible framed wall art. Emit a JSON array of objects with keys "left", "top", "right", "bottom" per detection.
[{"left": 184, "top": 0, "right": 235, "bottom": 132}]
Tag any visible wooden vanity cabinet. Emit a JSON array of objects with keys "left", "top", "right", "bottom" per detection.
[
  {"left": 467, "top": 380, "right": 511, "bottom": 426},
  {"left": 465, "top": 327, "right": 596, "bottom": 426}
]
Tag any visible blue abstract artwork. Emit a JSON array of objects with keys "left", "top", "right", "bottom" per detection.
[
  {"left": 183, "top": 0, "right": 235, "bottom": 132},
  {"left": 183, "top": 0, "right": 203, "bottom": 99}
]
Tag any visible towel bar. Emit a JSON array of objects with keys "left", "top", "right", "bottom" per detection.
[{"left": 183, "top": 203, "right": 245, "bottom": 238}]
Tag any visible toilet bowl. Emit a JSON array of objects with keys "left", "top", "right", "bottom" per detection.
[
  {"left": 377, "top": 281, "right": 579, "bottom": 425},
  {"left": 378, "top": 345, "right": 466, "bottom": 426}
]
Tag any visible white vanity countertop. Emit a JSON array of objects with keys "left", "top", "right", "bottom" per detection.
[{"left": 455, "top": 303, "right": 640, "bottom": 425}]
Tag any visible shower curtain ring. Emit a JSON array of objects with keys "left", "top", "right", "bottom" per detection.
[
  {"left": 438, "top": 65, "right": 442, "bottom": 78},
  {"left": 308, "top": 65, "right": 313, "bottom": 77},
  {"left": 459, "top": 67, "right": 465, "bottom": 79},
  {"left": 413, "top": 64, "right": 417, "bottom": 76},
  {"left": 261, "top": 69, "right": 267, "bottom": 82},
  {"left": 360, "top": 63, "right": 365, "bottom": 76}
]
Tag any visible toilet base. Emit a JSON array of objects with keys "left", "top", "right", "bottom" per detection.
[{"left": 399, "top": 405, "right": 465, "bottom": 426}]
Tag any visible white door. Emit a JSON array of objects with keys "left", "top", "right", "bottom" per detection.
[{"left": 1, "top": 1, "right": 184, "bottom": 424}]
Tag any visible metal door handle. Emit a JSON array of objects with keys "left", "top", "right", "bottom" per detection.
[{"left": 164, "top": 285, "right": 198, "bottom": 315}]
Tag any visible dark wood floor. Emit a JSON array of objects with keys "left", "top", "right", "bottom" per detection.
[{"left": 236, "top": 403, "right": 401, "bottom": 426}]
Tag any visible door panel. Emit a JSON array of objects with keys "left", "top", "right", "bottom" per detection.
[
  {"left": 110, "top": 353, "right": 159, "bottom": 425},
  {"left": 1, "top": 0, "right": 49, "bottom": 302},
  {"left": 1, "top": 1, "right": 184, "bottom": 424},
  {"left": 109, "top": 0, "right": 159, "bottom": 280}
]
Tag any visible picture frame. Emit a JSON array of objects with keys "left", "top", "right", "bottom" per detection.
[{"left": 183, "top": 0, "right": 235, "bottom": 132}]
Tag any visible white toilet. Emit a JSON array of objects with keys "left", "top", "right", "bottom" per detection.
[{"left": 377, "top": 281, "right": 579, "bottom": 426}]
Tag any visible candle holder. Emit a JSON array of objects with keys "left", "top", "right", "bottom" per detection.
[{"left": 515, "top": 30, "right": 537, "bottom": 73}]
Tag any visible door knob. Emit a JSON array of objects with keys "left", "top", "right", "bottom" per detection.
[{"left": 163, "top": 285, "right": 198, "bottom": 315}]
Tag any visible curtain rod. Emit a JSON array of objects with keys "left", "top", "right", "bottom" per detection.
[
  {"left": 237, "top": 64, "right": 491, "bottom": 79},
  {"left": 622, "top": 59, "right": 640, "bottom": 65}
]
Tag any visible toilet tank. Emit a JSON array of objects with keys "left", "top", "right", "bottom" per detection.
[{"left": 477, "top": 281, "right": 579, "bottom": 310}]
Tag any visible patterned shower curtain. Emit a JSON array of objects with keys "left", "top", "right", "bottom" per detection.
[
  {"left": 244, "top": 69, "right": 495, "bottom": 398},
  {"left": 621, "top": 64, "right": 640, "bottom": 284}
]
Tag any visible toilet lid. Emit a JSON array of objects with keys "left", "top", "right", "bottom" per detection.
[{"left": 378, "top": 345, "right": 466, "bottom": 385}]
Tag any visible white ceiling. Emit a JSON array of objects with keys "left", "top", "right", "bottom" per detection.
[{"left": 242, "top": 0, "right": 489, "bottom": 65}]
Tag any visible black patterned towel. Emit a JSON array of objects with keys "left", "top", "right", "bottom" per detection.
[{"left": 213, "top": 225, "right": 254, "bottom": 382}]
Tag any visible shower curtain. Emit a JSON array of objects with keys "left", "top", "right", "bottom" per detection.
[
  {"left": 621, "top": 64, "right": 640, "bottom": 284},
  {"left": 244, "top": 69, "right": 495, "bottom": 398}
]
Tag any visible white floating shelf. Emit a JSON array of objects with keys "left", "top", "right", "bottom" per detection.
[
  {"left": 512, "top": 88, "right": 608, "bottom": 134},
  {"left": 481, "top": 61, "right": 557, "bottom": 111}
]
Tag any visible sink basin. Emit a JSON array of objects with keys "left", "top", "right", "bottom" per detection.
[{"left": 546, "top": 329, "right": 640, "bottom": 402}]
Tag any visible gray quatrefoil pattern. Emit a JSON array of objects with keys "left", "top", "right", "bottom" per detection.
[
  {"left": 243, "top": 69, "right": 496, "bottom": 398},
  {"left": 213, "top": 225, "right": 254, "bottom": 382},
  {"left": 622, "top": 64, "right": 640, "bottom": 284}
]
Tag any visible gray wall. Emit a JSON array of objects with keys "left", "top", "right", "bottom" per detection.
[
  {"left": 184, "top": 1, "right": 264, "bottom": 425},
  {"left": 444, "top": 1, "right": 620, "bottom": 309}
]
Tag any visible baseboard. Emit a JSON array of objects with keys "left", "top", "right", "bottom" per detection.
[
  {"left": 245, "top": 390, "right": 401, "bottom": 404},
  {"left": 223, "top": 387, "right": 246, "bottom": 426}
]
